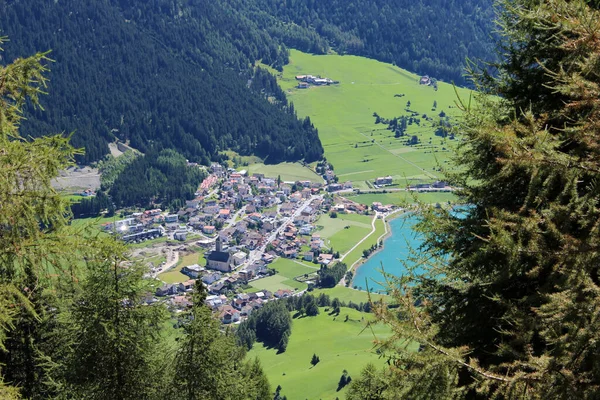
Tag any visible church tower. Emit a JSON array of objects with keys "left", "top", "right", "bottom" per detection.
[{"left": 216, "top": 236, "right": 222, "bottom": 253}]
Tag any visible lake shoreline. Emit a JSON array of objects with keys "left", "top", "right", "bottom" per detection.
[{"left": 349, "top": 208, "right": 410, "bottom": 292}]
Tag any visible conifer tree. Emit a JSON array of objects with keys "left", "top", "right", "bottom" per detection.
[
  {"left": 355, "top": 1, "right": 600, "bottom": 399},
  {"left": 0, "top": 37, "right": 86, "bottom": 399},
  {"left": 173, "top": 281, "right": 270, "bottom": 400}
]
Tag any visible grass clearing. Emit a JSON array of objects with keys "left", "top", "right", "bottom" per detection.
[
  {"left": 249, "top": 307, "right": 404, "bottom": 400},
  {"left": 247, "top": 162, "right": 322, "bottom": 183},
  {"left": 279, "top": 50, "right": 473, "bottom": 188},
  {"left": 329, "top": 225, "right": 372, "bottom": 254},
  {"left": 315, "top": 214, "right": 372, "bottom": 241}
]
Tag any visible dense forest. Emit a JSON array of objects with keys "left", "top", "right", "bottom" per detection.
[
  {"left": 109, "top": 149, "right": 205, "bottom": 209},
  {"left": 0, "top": 0, "right": 323, "bottom": 164}
]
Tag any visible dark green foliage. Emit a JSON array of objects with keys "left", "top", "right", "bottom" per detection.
[
  {"left": 109, "top": 149, "right": 205, "bottom": 209},
  {"left": 0, "top": 0, "right": 323, "bottom": 165},
  {"left": 311, "top": 353, "right": 320, "bottom": 366},
  {"left": 70, "top": 190, "right": 115, "bottom": 218},
  {"left": 0, "top": 41, "right": 271, "bottom": 399},
  {"left": 237, "top": 300, "right": 292, "bottom": 352},
  {"left": 172, "top": 282, "right": 271, "bottom": 400},
  {"left": 317, "top": 262, "right": 347, "bottom": 288},
  {"left": 60, "top": 239, "right": 169, "bottom": 400},
  {"left": 337, "top": 369, "right": 352, "bottom": 391}
]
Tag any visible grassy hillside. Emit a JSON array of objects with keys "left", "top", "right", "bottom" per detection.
[
  {"left": 247, "top": 162, "right": 322, "bottom": 183},
  {"left": 249, "top": 307, "right": 407, "bottom": 400},
  {"left": 278, "top": 50, "right": 473, "bottom": 189}
]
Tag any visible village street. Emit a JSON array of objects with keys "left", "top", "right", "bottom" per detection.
[{"left": 245, "top": 194, "right": 323, "bottom": 267}]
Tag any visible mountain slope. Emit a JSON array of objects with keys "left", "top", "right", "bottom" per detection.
[{"left": 0, "top": 0, "right": 322, "bottom": 164}]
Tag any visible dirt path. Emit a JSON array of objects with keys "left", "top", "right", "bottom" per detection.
[{"left": 152, "top": 248, "right": 179, "bottom": 278}]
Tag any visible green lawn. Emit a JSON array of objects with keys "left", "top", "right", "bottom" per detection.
[
  {"left": 249, "top": 307, "right": 403, "bottom": 400},
  {"left": 247, "top": 162, "right": 322, "bottom": 183},
  {"left": 270, "top": 258, "right": 318, "bottom": 280},
  {"left": 347, "top": 191, "right": 457, "bottom": 206},
  {"left": 279, "top": 50, "right": 473, "bottom": 188},
  {"left": 250, "top": 274, "right": 306, "bottom": 292}
]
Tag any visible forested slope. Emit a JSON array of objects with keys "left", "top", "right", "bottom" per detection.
[
  {"left": 0, "top": 0, "right": 323, "bottom": 164},
  {"left": 0, "top": 0, "right": 494, "bottom": 165},
  {"left": 236, "top": 0, "right": 496, "bottom": 86}
]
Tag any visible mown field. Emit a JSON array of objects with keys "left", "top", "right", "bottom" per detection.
[
  {"left": 277, "top": 50, "right": 472, "bottom": 189},
  {"left": 249, "top": 306, "right": 405, "bottom": 400},
  {"left": 250, "top": 258, "right": 318, "bottom": 292},
  {"left": 247, "top": 162, "right": 323, "bottom": 183},
  {"left": 314, "top": 213, "right": 373, "bottom": 249}
]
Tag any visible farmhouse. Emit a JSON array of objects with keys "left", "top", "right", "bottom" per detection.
[{"left": 375, "top": 176, "right": 393, "bottom": 186}]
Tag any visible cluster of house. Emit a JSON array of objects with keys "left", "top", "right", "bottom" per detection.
[
  {"left": 154, "top": 275, "right": 294, "bottom": 324},
  {"left": 371, "top": 202, "right": 395, "bottom": 214},
  {"left": 102, "top": 210, "right": 171, "bottom": 243},
  {"left": 295, "top": 74, "right": 339, "bottom": 89}
]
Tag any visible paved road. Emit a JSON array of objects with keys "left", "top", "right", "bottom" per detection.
[{"left": 245, "top": 195, "right": 323, "bottom": 267}]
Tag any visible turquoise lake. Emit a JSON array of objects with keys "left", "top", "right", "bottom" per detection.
[{"left": 352, "top": 213, "right": 423, "bottom": 293}]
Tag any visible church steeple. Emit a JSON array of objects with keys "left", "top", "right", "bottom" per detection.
[{"left": 216, "top": 236, "right": 222, "bottom": 253}]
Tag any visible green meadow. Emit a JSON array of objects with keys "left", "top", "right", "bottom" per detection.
[
  {"left": 277, "top": 50, "right": 472, "bottom": 189},
  {"left": 270, "top": 258, "right": 318, "bottom": 279},
  {"left": 247, "top": 162, "right": 322, "bottom": 183},
  {"left": 312, "top": 286, "right": 389, "bottom": 305},
  {"left": 249, "top": 307, "right": 406, "bottom": 400},
  {"left": 315, "top": 213, "right": 373, "bottom": 245},
  {"left": 250, "top": 274, "right": 304, "bottom": 292},
  {"left": 345, "top": 190, "right": 458, "bottom": 206}
]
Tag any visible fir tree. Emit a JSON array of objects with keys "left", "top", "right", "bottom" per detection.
[{"left": 361, "top": 1, "right": 600, "bottom": 399}]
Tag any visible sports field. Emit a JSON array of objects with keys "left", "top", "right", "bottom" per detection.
[
  {"left": 247, "top": 162, "right": 323, "bottom": 183},
  {"left": 279, "top": 50, "right": 473, "bottom": 189},
  {"left": 270, "top": 258, "right": 318, "bottom": 279},
  {"left": 249, "top": 307, "right": 405, "bottom": 400},
  {"left": 250, "top": 274, "right": 305, "bottom": 292},
  {"left": 315, "top": 213, "right": 373, "bottom": 243}
]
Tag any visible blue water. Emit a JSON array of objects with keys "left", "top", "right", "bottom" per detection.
[{"left": 352, "top": 214, "right": 424, "bottom": 293}]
